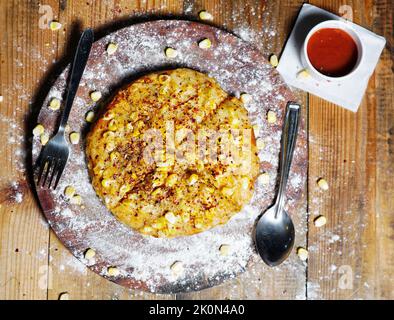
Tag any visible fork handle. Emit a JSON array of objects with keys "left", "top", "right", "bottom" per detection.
[{"left": 59, "top": 29, "right": 94, "bottom": 131}]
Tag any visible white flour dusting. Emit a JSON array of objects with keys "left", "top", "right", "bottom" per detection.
[{"left": 31, "top": 20, "right": 306, "bottom": 293}]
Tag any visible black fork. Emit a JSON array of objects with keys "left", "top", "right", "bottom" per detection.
[{"left": 36, "top": 28, "right": 94, "bottom": 189}]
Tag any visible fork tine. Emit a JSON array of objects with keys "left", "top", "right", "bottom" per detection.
[
  {"left": 37, "top": 157, "right": 48, "bottom": 186},
  {"left": 48, "top": 158, "right": 60, "bottom": 189},
  {"left": 54, "top": 159, "right": 67, "bottom": 190},
  {"left": 42, "top": 157, "right": 53, "bottom": 187}
]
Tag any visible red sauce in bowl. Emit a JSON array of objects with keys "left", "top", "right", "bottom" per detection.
[{"left": 307, "top": 28, "right": 359, "bottom": 77}]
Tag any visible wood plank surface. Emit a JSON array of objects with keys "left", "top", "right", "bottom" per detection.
[{"left": 0, "top": 0, "right": 392, "bottom": 300}]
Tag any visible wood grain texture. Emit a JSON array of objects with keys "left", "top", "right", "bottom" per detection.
[
  {"left": 0, "top": 0, "right": 392, "bottom": 300},
  {"left": 307, "top": 0, "right": 393, "bottom": 299}
]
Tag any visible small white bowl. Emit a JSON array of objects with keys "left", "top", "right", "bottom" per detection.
[{"left": 301, "top": 20, "right": 364, "bottom": 82}]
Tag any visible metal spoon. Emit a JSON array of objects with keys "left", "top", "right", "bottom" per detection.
[{"left": 255, "top": 102, "right": 300, "bottom": 266}]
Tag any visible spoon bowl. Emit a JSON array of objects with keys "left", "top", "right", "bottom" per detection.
[{"left": 255, "top": 205, "right": 295, "bottom": 266}]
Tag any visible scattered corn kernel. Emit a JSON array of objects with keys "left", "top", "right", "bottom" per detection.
[
  {"left": 219, "top": 244, "right": 230, "bottom": 256},
  {"left": 40, "top": 133, "right": 49, "bottom": 145},
  {"left": 297, "top": 69, "right": 310, "bottom": 79},
  {"left": 297, "top": 247, "right": 308, "bottom": 261},
  {"left": 256, "top": 138, "right": 265, "bottom": 150},
  {"left": 84, "top": 248, "right": 96, "bottom": 260},
  {"left": 64, "top": 186, "right": 76, "bottom": 199},
  {"left": 90, "top": 91, "right": 102, "bottom": 102},
  {"left": 70, "top": 194, "right": 82, "bottom": 205},
  {"left": 85, "top": 111, "right": 95, "bottom": 122},
  {"left": 106, "top": 42, "right": 118, "bottom": 55},
  {"left": 267, "top": 110, "right": 277, "bottom": 124},
  {"left": 198, "top": 38, "right": 212, "bottom": 49},
  {"left": 317, "top": 178, "right": 329, "bottom": 191},
  {"left": 258, "top": 172, "right": 270, "bottom": 185},
  {"left": 110, "top": 151, "right": 120, "bottom": 162},
  {"left": 240, "top": 93, "right": 252, "bottom": 104},
  {"left": 33, "top": 124, "right": 45, "bottom": 137},
  {"left": 269, "top": 54, "right": 279, "bottom": 67},
  {"left": 165, "top": 212, "right": 178, "bottom": 224},
  {"left": 165, "top": 47, "right": 178, "bottom": 58},
  {"left": 314, "top": 215, "right": 327, "bottom": 227},
  {"left": 58, "top": 292, "right": 69, "bottom": 300},
  {"left": 165, "top": 174, "right": 178, "bottom": 187},
  {"left": 187, "top": 173, "right": 198, "bottom": 186},
  {"left": 49, "top": 21, "right": 62, "bottom": 31},
  {"left": 69, "top": 132, "right": 80, "bottom": 144},
  {"left": 49, "top": 98, "right": 61, "bottom": 110},
  {"left": 199, "top": 10, "right": 213, "bottom": 21},
  {"left": 170, "top": 261, "right": 184, "bottom": 276},
  {"left": 107, "top": 266, "right": 120, "bottom": 277}
]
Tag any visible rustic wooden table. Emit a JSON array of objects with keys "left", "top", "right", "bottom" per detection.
[{"left": 0, "top": 0, "right": 392, "bottom": 300}]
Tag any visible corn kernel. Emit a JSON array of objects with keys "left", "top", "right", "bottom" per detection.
[
  {"left": 317, "top": 178, "right": 329, "bottom": 191},
  {"left": 222, "top": 187, "right": 234, "bottom": 196},
  {"left": 297, "top": 69, "right": 310, "bottom": 79},
  {"left": 240, "top": 93, "right": 252, "bottom": 104},
  {"left": 69, "top": 132, "right": 80, "bottom": 144},
  {"left": 85, "top": 111, "right": 95, "bottom": 122},
  {"left": 90, "top": 91, "right": 102, "bottom": 102},
  {"left": 70, "top": 194, "right": 82, "bottom": 205},
  {"left": 108, "top": 119, "right": 117, "bottom": 131},
  {"left": 151, "top": 188, "right": 162, "bottom": 197},
  {"left": 198, "top": 38, "right": 211, "bottom": 49},
  {"left": 130, "top": 111, "right": 138, "bottom": 121},
  {"left": 49, "top": 98, "right": 61, "bottom": 110},
  {"left": 269, "top": 54, "right": 279, "bottom": 67},
  {"left": 84, "top": 248, "right": 96, "bottom": 260},
  {"left": 58, "top": 292, "right": 69, "bottom": 300},
  {"left": 106, "top": 42, "right": 118, "bottom": 55},
  {"left": 0, "top": 95, "right": 3, "bottom": 103},
  {"left": 297, "top": 247, "right": 308, "bottom": 261},
  {"left": 267, "top": 110, "right": 277, "bottom": 124},
  {"left": 165, "top": 47, "right": 178, "bottom": 58},
  {"left": 199, "top": 10, "right": 213, "bottom": 21},
  {"left": 64, "top": 186, "right": 76, "bottom": 199},
  {"left": 40, "top": 133, "right": 49, "bottom": 145},
  {"left": 119, "top": 184, "right": 130, "bottom": 194},
  {"left": 165, "top": 174, "right": 178, "bottom": 187},
  {"left": 110, "top": 151, "right": 120, "bottom": 162},
  {"left": 49, "top": 21, "right": 62, "bottom": 31},
  {"left": 219, "top": 244, "right": 230, "bottom": 256},
  {"left": 314, "top": 215, "right": 327, "bottom": 227},
  {"left": 142, "top": 226, "right": 154, "bottom": 233},
  {"left": 187, "top": 173, "right": 198, "bottom": 186},
  {"left": 101, "top": 179, "right": 111, "bottom": 188},
  {"left": 170, "top": 261, "right": 184, "bottom": 276},
  {"left": 107, "top": 266, "right": 120, "bottom": 277},
  {"left": 258, "top": 172, "right": 270, "bottom": 185},
  {"left": 103, "top": 111, "right": 114, "bottom": 120},
  {"left": 165, "top": 212, "right": 178, "bottom": 224},
  {"left": 33, "top": 124, "right": 45, "bottom": 136}
]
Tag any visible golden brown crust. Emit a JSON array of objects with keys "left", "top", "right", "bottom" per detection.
[{"left": 86, "top": 68, "right": 259, "bottom": 238}]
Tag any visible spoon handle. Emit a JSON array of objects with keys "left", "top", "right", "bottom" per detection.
[{"left": 275, "top": 102, "right": 300, "bottom": 216}]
